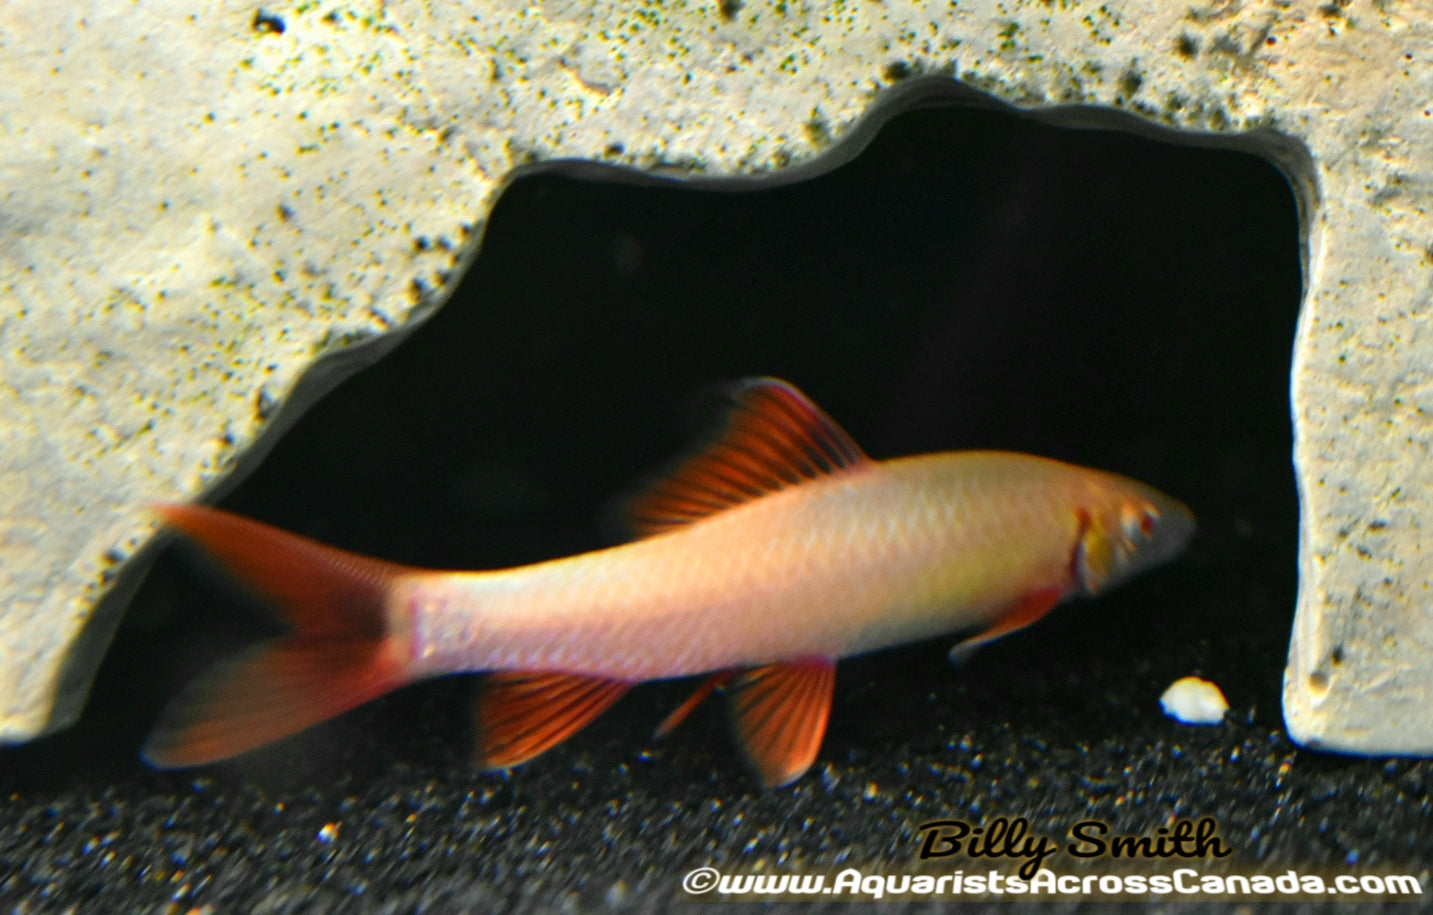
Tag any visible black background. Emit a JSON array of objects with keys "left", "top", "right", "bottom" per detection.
[{"left": 4, "top": 96, "right": 1428, "bottom": 911}]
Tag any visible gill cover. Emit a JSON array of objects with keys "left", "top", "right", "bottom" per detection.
[{"left": 1073, "top": 497, "right": 1186, "bottom": 596}]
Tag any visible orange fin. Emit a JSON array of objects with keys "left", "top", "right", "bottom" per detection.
[
  {"left": 475, "top": 672, "right": 631, "bottom": 770},
  {"left": 654, "top": 671, "right": 733, "bottom": 737},
  {"left": 947, "top": 587, "right": 1064, "bottom": 665},
  {"left": 152, "top": 503, "right": 412, "bottom": 639},
  {"left": 144, "top": 503, "right": 412, "bottom": 767},
  {"left": 727, "top": 659, "right": 836, "bottom": 788},
  {"left": 623, "top": 378, "right": 869, "bottom": 537},
  {"left": 143, "top": 641, "right": 406, "bottom": 767}
]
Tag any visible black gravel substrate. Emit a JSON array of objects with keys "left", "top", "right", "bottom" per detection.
[{"left": 4, "top": 95, "right": 1428, "bottom": 912}]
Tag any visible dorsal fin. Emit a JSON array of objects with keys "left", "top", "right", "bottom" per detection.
[{"left": 623, "top": 378, "right": 870, "bottom": 537}]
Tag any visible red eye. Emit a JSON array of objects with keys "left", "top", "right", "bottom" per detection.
[
  {"left": 1139, "top": 509, "right": 1158, "bottom": 536},
  {"left": 1120, "top": 504, "right": 1160, "bottom": 543}
]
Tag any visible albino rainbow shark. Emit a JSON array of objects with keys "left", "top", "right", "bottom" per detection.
[{"left": 146, "top": 378, "right": 1194, "bottom": 786}]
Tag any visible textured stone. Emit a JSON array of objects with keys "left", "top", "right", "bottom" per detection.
[{"left": 1, "top": 0, "right": 1431, "bottom": 752}]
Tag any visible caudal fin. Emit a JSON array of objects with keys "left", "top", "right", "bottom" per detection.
[{"left": 143, "top": 503, "right": 414, "bottom": 768}]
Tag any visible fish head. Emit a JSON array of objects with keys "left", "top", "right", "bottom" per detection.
[{"left": 1072, "top": 478, "right": 1196, "bottom": 596}]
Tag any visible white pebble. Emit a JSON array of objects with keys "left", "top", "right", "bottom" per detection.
[{"left": 1159, "top": 676, "right": 1229, "bottom": 725}]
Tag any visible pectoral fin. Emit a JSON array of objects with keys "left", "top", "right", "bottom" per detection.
[
  {"left": 727, "top": 659, "right": 836, "bottom": 787},
  {"left": 947, "top": 587, "right": 1064, "bottom": 665},
  {"left": 475, "top": 672, "right": 631, "bottom": 770}
]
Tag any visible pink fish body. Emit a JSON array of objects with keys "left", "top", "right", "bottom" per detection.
[{"left": 147, "top": 379, "right": 1194, "bottom": 786}]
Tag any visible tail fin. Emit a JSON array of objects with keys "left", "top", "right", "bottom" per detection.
[{"left": 143, "top": 503, "right": 414, "bottom": 768}]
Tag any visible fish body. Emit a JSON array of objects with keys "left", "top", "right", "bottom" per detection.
[
  {"left": 404, "top": 452, "right": 1170, "bottom": 680},
  {"left": 147, "top": 379, "right": 1194, "bottom": 786}
]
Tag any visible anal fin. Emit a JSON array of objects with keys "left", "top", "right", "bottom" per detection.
[
  {"left": 475, "top": 672, "right": 631, "bottom": 770},
  {"left": 727, "top": 659, "right": 835, "bottom": 788}
]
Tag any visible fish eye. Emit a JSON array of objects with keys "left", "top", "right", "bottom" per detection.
[
  {"left": 1122, "top": 503, "right": 1160, "bottom": 542},
  {"left": 1139, "top": 507, "right": 1159, "bottom": 536}
]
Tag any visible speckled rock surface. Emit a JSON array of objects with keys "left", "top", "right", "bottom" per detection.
[
  {"left": 3, "top": 104, "right": 1428, "bottom": 908},
  {"left": 1, "top": 0, "right": 1431, "bottom": 757}
]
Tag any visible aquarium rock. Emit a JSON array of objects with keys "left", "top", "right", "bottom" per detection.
[{"left": 2, "top": 0, "right": 1432, "bottom": 753}]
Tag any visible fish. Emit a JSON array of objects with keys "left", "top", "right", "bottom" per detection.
[{"left": 144, "top": 377, "right": 1195, "bottom": 786}]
